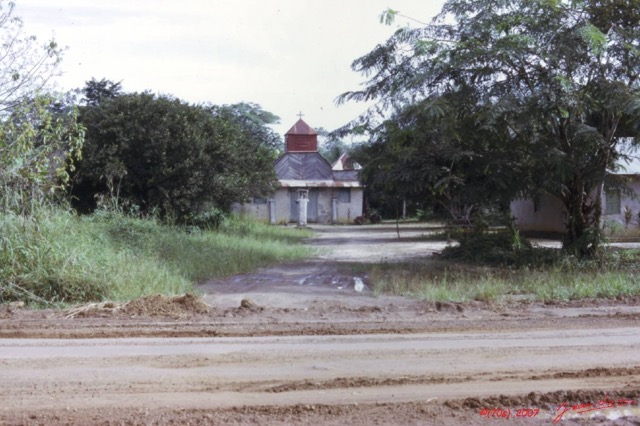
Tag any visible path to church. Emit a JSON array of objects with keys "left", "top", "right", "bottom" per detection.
[{"left": 1, "top": 224, "right": 640, "bottom": 425}]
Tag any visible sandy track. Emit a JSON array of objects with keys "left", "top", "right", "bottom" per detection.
[
  {"left": 2, "top": 328, "right": 640, "bottom": 424},
  {"left": 1, "top": 224, "right": 639, "bottom": 425}
]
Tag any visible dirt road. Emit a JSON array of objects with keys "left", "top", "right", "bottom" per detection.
[{"left": 1, "top": 224, "right": 639, "bottom": 425}]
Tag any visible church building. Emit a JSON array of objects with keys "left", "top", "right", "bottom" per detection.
[{"left": 236, "top": 118, "right": 364, "bottom": 224}]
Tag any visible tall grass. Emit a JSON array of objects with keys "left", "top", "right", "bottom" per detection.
[
  {"left": 365, "top": 228, "right": 640, "bottom": 303},
  {"left": 0, "top": 209, "right": 313, "bottom": 305},
  {"left": 367, "top": 258, "right": 640, "bottom": 303}
]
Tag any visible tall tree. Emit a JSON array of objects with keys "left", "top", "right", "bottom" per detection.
[
  {"left": 352, "top": 87, "right": 529, "bottom": 222},
  {"left": 72, "top": 87, "right": 278, "bottom": 219},
  {"left": 316, "top": 127, "right": 348, "bottom": 164},
  {"left": 81, "top": 78, "right": 123, "bottom": 106},
  {"left": 0, "top": 1, "right": 63, "bottom": 112},
  {"left": 0, "top": 1, "right": 83, "bottom": 214},
  {"left": 339, "top": 0, "right": 640, "bottom": 256}
]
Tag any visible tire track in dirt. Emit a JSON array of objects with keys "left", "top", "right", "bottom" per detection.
[{"left": 1, "top": 328, "right": 639, "bottom": 423}]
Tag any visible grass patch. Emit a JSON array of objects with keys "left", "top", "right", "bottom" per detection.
[
  {"left": 0, "top": 209, "right": 313, "bottom": 305},
  {"left": 366, "top": 254, "right": 640, "bottom": 303}
]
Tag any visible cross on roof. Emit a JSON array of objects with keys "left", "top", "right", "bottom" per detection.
[{"left": 297, "top": 111, "right": 304, "bottom": 119}]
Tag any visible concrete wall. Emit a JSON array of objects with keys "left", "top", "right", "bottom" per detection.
[
  {"left": 234, "top": 187, "right": 364, "bottom": 225},
  {"left": 511, "top": 177, "right": 640, "bottom": 236},
  {"left": 233, "top": 199, "right": 270, "bottom": 222},
  {"left": 510, "top": 193, "right": 567, "bottom": 233},
  {"left": 335, "top": 188, "right": 364, "bottom": 223},
  {"left": 273, "top": 188, "right": 291, "bottom": 224}
]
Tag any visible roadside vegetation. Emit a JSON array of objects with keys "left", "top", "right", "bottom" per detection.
[
  {"left": 0, "top": 209, "right": 312, "bottom": 306},
  {"left": 365, "top": 229, "right": 640, "bottom": 303},
  {"left": 3, "top": 1, "right": 640, "bottom": 308},
  {"left": 342, "top": 1, "right": 640, "bottom": 258},
  {"left": 0, "top": 3, "right": 311, "bottom": 307}
]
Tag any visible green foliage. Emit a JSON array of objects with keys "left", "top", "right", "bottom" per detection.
[
  {"left": 351, "top": 92, "right": 525, "bottom": 222},
  {"left": 180, "top": 208, "right": 227, "bottom": 230},
  {"left": 624, "top": 206, "right": 633, "bottom": 228},
  {"left": 317, "top": 127, "right": 348, "bottom": 164},
  {"left": 366, "top": 249, "right": 640, "bottom": 303},
  {"left": 71, "top": 88, "right": 279, "bottom": 220},
  {"left": 0, "top": 95, "right": 85, "bottom": 214},
  {"left": 0, "top": 2, "right": 84, "bottom": 214},
  {"left": 0, "top": 209, "right": 312, "bottom": 305},
  {"left": 219, "top": 214, "right": 313, "bottom": 243},
  {"left": 81, "top": 77, "right": 122, "bottom": 106},
  {"left": 379, "top": 8, "right": 399, "bottom": 25},
  {"left": 0, "top": 211, "right": 108, "bottom": 304},
  {"left": 440, "top": 230, "right": 560, "bottom": 267},
  {"left": 340, "top": 0, "right": 640, "bottom": 258}
]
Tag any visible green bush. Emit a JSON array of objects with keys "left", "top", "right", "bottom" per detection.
[
  {"left": 440, "top": 230, "right": 559, "bottom": 268},
  {"left": 180, "top": 208, "right": 227, "bottom": 230}
]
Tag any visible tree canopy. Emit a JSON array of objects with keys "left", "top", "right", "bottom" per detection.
[
  {"left": 71, "top": 85, "right": 280, "bottom": 221},
  {"left": 340, "top": 0, "right": 640, "bottom": 255},
  {"left": 316, "top": 127, "right": 348, "bottom": 164}
]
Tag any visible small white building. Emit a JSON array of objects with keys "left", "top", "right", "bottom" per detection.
[
  {"left": 510, "top": 153, "right": 640, "bottom": 235},
  {"left": 236, "top": 119, "right": 364, "bottom": 224}
]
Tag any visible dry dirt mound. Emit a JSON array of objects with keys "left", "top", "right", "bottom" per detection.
[{"left": 63, "top": 294, "right": 211, "bottom": 318}]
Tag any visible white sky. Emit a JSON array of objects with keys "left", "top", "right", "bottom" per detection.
[{"left": 15, "top": 0, "right": 445, "bottom": 137}]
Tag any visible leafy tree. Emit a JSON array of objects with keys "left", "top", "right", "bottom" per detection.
[
  {"left": 339, "top": 0, "right": 640, "bottom": 256},
  {"left": 81, "top": 78, "right": 123, "bottom": 106},
  {"left": 71, "top": 87, "right": 279, "bottom": 220},
  {"left": 317, "top": 127, "right": 348, "bottom": 164},
  {"left": 0, "top": 95, "right": 84, "bottom": 213},
  {"left": 352, "top": 87, "right": 530, "bottom": 222},
  {"left": 0, "top": 1, "right": 63, "bottom": 112},
  {"left": 0, "top": 2, "right": 83, "bottom": 213},
  {"left": 208, "top": 102, "right": 281, "bottom": 203}
]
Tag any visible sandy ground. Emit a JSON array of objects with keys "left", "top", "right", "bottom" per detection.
[{"left": 1, "top": 223, "right": 640, "bottom": 425}]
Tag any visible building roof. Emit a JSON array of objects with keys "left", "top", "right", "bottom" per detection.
[
  {"left": 331, "top": 152, "right": 361, "bottom": 171},
  {"left": 616, "top": 154, "right": 640, "bottom": 175},
  {"left": 611, "top": 142, "right": 640, "bottom": 175},
  {"left": 333, "top": 170, "right": 360, "bottom": 181},
  {"left": 275, "top": 152, "right": 361, "bottom": 187},
  {"left": 275, "top": 152, "right": 333, "bottom": 180},
  {"left": 278, "top": 180, "right": 362, "bottom": 188},
  {"left": 285, "top": 119, "right": 317, "bottom": 136}
]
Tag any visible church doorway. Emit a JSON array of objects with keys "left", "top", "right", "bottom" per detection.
[{"left": 289, "top": 189, "right": 318, "bottom": 223}]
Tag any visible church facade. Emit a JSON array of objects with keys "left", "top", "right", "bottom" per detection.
[{"left": 235, "top": 118, "right": 364, "bottom": 224}]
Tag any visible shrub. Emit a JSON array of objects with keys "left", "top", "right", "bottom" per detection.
[
  {"left": 368, "top": 210, "right": 382, "bottom": 224},
  {"left": 440, "top": 230, "right": 559, "bottom": 268}
]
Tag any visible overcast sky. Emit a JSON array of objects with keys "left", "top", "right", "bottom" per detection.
[{"left": 15, "top": 0, "right": 445, "bottom": 137}]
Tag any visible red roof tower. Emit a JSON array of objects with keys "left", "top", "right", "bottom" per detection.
[{"left": 285, "top": 119, "right": 318, "bottom": 152}]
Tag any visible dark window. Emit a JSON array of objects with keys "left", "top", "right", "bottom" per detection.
[
  {"left": 253, "top": 197, "right": 267, "bottom": 205},
  {"left": 337, "top": 188, "right": 351, "bottom": 203},
  {"left": 605, "top": 190, "right": 621, "bottom": 215}
]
